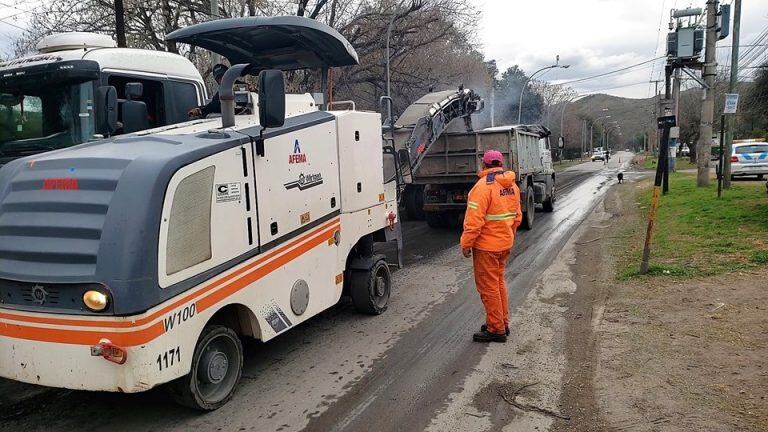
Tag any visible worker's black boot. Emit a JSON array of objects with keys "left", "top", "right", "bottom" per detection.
[
  {"left": 481, "top": 324, "right": 510, "bottom": 336},
  {"left": 473, "top": 330, "right": 507, "bottom": 343}
]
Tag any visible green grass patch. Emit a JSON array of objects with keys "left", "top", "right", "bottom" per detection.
[
  {"left": 619, "top": 173, "right": 768, "bottom": 279},
  {"left": 750, "top": 250, "right": 768, "bottom": 264},
  {"left": 642, "top": 156, "right": 697, "bottom": 171}
]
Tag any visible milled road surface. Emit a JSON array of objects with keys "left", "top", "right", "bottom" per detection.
[{"left": 0, "top": 155, "right": 630, "bottom": 432}]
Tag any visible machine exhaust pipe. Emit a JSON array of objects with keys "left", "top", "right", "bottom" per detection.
[{"left": 219, "top": 63, "right": 249, "bottom": 128}]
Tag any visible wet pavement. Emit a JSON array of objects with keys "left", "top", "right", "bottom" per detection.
[{"left": 0, "top": 153, "right": 631, "bottom": 432}]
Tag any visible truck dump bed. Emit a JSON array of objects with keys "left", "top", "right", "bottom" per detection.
[{"left": 414, "top": 126, "right": 544, "bottom": 185}]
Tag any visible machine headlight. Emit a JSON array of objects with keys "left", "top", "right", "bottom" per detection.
[{"left": 83, "top": 290, "right": 109, "bottom": 311}]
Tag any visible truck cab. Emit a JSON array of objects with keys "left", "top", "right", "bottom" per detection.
[{"left": 0, "top": 32, "right": 206, "bottom": 165}]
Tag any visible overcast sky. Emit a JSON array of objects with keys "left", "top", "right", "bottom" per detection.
[
  {"left": 2, "top": 0, "right": 767, "bottom": 99},
  {"left": 476, "top": 0, "right": 768, "bottom": 99}
]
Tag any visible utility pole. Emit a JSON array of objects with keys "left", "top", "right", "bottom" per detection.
[
  {"left": 723, "top": 0, "right": 741, "bottom": 188},
  {"left": 696, "top": 0, "right": 719, "bottom": 187},
  {"left": 490, "top": 85, "right": 495, "bottom": 127},
  {"left": 210, "top": 0, "right": 221, "bottom": 64},
  {"left": 650, "top": 80, "right": 662, "bottom": 154},
  {"left": 114, "top": 0, "right": 127, "bottom": 47}
]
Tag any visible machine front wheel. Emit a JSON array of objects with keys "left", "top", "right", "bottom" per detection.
[
  {"left": 350, "top": 257, "right": 391, "bottom": 315},
  {"left": 168, "top": 325, "right": 243, "bottom": 411}
]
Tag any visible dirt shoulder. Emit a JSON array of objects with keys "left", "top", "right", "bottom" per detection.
[{"left": 555, "top": 176, "right": 768, "bottom": 431}]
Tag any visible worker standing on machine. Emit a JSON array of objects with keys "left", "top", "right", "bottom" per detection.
[
  {"left": 188, "top": 63, "right": 229, "bottom": 118},
  {"left": 460, "top": 150, "right": 523, "bottom": 343}
]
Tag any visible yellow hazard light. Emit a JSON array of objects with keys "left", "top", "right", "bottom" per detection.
[{"left": 83, "top": 290, "right": 109, "bottom": 312}]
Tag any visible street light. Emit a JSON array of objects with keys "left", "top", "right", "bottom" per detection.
[
  {"left": 517, "top": 57, "right": 570, "bottom": 124},
  {"left": 384, "top": 1, "right": 405, "bottom": 124},
  {"left": 560, "top": 94, "right": 589, "bottom": 137},
  {"left": 590, "top": 113, "right": 611, "bottom": 154}
]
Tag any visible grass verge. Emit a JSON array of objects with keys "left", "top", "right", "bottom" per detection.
[
  {"left": 617, "top": 173, "right": 768, "bottom": 279},
  {"left": 642, "top": 156, "right": 698, "bottom": 171}
]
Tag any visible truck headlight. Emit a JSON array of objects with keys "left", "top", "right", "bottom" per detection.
[{"left": 83, "top": 290, "right": 109, "bottom": 312}]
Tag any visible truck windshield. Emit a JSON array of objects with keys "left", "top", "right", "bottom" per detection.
[{"left": 0, "top": 81, "right": 96, "bottom": 158}]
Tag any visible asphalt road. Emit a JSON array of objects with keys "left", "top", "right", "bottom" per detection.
[{"left": 0, "top": 154, "right": 630, "bottom": 432}]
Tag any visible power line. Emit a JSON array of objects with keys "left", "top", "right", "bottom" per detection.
[
  {"left": 555, "top": 57, "right": 666, "bottom": 86},
  {"left": 0, "top": 1, "right": 37, "bottom": 15},
  {"left": 649, "top": 0, "right": 668, "bottom": 98},
  {"left": 578, "top": 81, "right": 651, "bottom": 94},
  {"left": 0, "top": 16, "right": 26, "bottom": 31}
]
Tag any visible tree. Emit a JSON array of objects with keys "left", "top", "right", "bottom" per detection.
[
  {"left": 12, "top": 0, "right": 486, "bottom": 115},
  {"left": 740, "top": 62, "right": 768, "bottom": 138},
  {"left": 492, "top": 65, "right": 543, "bottom": 125},
  {"left": 678, "top": 88, "right": 702, "bottom": 162}
]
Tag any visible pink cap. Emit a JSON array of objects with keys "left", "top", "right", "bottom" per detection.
[{"left": 482, "top": 150, "right": 503, "bottom": 165}]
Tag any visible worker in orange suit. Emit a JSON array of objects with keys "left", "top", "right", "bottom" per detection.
[{"left": 460, "top": 150, "right": 523, "bottom": 343}]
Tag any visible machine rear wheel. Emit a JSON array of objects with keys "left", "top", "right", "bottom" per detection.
[
  {"left": 168, "top": 325, "right": 243, "bottom": 411},
  {"left": 350, "top": 257, "right": 391, "bottom": 315},
  {"left": 520, "top": 185, "right": 535, "bottom": 230}
]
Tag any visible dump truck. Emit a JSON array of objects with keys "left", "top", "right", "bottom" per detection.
[
  {"left": 0, "top": 32, "right": 206, "bottom": 166},
  {"left": 0, "top": 16, "right": 401, "bottom": 411},
  {"left": 398, "top": 123, "right": 556, "bottom": 229}
]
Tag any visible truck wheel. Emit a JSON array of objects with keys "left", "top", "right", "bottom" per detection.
[
  {"left": 425, "top": 212, "right": 446, "bottom": 229},
  {"left": 520, "top": 185, "right": 535, "bottom": 230},
  {"left": 168, "top": 325, "right": 243, "bottom": 411},
  {"left": 404, "top": 186, "right": 425, "bottom": 220},
  {"left": 542, "top": 183, "right": 556, "bottom": 213},
  {"left": 350, "top": 256, "right": 391, "bottom": 315}
]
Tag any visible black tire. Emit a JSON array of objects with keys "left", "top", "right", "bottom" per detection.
[
  {"left": 758, "top": 174, "right": 765, "bottom": 180},
  {"left": 404, "top": 186, "right": 425, "bottom": 220},
  {"left": 425, "top": 211, "right": 447, "bottom": 229},
  {"left": 520, "top": 185, "right": 535, "bottom": 230},
  {"left": 350, "top": 257, "right": 391, "bottom": 315},
  {"left": 542, "top": 182, "right": 555, "bottom": 213},
  {"left": 168, "top": 325, "right": 243, "bottom": 411}
]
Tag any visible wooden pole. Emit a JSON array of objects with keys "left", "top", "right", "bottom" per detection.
[{"left": 640, "top": 116, "right": 675, "bottom": 274}]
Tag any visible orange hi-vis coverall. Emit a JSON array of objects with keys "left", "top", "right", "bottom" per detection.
[{"left": 460, "top": 168, "right": 523, "bottom": 335}]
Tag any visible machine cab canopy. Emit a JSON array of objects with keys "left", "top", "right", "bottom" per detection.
[{"left": 165, "top": 16, "right": 359, "bottom": 71}]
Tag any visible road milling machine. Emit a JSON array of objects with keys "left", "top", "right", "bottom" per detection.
[{"left": 0, "top": 16, "right": 402, "bottom": 410}]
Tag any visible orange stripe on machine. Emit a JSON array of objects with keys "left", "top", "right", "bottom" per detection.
[{"left": 0, "top": 222, "right": 339, "bottom": 346}]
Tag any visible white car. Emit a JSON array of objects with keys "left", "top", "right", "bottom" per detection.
[
  {"left": 591, "top": 150, "right": 607, "bottom": 162},
  {"left": 728, "top": 141, "right": 768, "bottom": 179}
]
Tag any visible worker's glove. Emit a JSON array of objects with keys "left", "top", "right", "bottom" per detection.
[{"left": 462, "top": 247, "right": 472, "bottom": 258}]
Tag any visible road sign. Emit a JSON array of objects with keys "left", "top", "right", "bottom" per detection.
[{"left": 724, "top": 93, "right": 739, "bottom": 114}]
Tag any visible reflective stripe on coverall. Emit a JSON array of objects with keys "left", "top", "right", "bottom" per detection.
[{"left": 460, "top": 168, "right": 523, "bottom": 335}]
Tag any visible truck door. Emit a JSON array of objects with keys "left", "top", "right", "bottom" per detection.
[{"left": 540, "top": 137, "right": 553, "bottom": 172}]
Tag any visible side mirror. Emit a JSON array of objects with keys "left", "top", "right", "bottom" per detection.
[
  {"left": 96, "top": 86, "right": 118, "bottom": 135},
  {"left": 258, "top": 69, "right": 285, "bottom": 129},
  {"left": 125, "top": 82, "right": 143, "bottom": 101}
]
